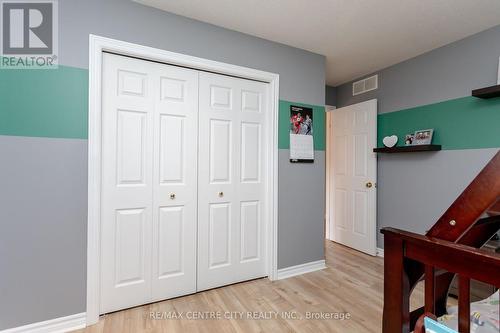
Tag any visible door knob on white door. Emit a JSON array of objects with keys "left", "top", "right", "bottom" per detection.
[
  {"left": 170, "top": 193, "right": 176, "bottom": 199},
  {"left": 366, "top": 182, "right": 373, "bottom": 188},
  {"left": 218, "top": 191, "right": 224, "bottom": 197}
]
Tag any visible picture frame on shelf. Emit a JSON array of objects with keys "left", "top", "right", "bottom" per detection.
[
  {"left": 413, "top": 129, "right": 434, "bottom": 145},
  {"left": 404, "top": 134, "right": 414, "bottom": 146}
]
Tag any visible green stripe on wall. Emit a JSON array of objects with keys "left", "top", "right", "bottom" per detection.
[
  {"left": 278, "top": 100, "right": 325, "bottom": 150},
  {"left": 0, "top": 66, "right": 88, "bottom": 139},
  {"left": 378, "top": 96, "right": 500, "bottom": 150},
  {"left": 0, "top": 67, "right": 325, "bottom": 145}
]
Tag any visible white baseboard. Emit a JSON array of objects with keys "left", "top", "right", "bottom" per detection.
[
  {"left": 376, "top": 247, "right": 384, "bottom": 258},
  {"left": 1, "top": 312, "right": 86, "bottom": 333},
  {"left": 276, "top": 259, "right": 326, "bottom": 280}
]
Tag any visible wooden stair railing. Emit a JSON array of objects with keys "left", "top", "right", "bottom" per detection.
[
  {"left": 382, "top": 228, "right": 500, "bottom": 333},
  {"left": 382, "top": 151, "right": 500, "bottom": 333},
  {"left": 409, "top": 214, "right": 500, "bottom": 328},
  {"left": 427, "top": 152, "right": 500, "bottom": 241}
]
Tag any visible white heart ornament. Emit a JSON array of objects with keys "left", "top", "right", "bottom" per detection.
[{"left": 383, "top": 135, "right": 398, "bottom": 148}]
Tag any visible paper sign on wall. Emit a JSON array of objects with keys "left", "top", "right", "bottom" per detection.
[{"left": 289, "top": 105, "right": 314, "bottom": 163}]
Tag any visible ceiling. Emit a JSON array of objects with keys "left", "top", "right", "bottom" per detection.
[{"left": 136, "top": 0, "right": 500, "bottom": 86}]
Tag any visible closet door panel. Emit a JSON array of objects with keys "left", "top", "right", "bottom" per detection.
[
  {"left": 101, "top": 54, "right": 154, "bottom": 313},
  {"left": 198, "top": 72, "right": 268, "bottom": 291},
  {"left": 101, "top": 53, "right": 269, "bottom": 311},
  {"left": 101, "top": 53, "right": 198, "bottom": 313},
  {"left": 151, "top": 63, "right": 198, "bottom": 302},
  {"left": 236, "top": 78, "right": 268, "bottom": 279}
]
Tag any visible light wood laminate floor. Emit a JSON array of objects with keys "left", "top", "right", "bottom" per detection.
[{"left": 76, "top": 241, "right": 427, "bottom": 333}]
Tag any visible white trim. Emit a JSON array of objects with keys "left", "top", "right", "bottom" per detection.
[
  {"left": 269, "top": 70, "right": 280, "bottom": 283},
  {"left": 324, "top": 105, "right": 336, "bottom": 241},
  {"left": 1, "top": 313, "right": 86, "bottom": 333},
  {"left": 276, "top": 260, "right": 326, "bottom": 280},
  {"left": 325, "top": 110, "right": 330, "bottom": 240},
  {"left": 87, "top": 34, "right": 280, "bottom": 326},
  {"left": 376, "top": 247, "right": 384, "bottom": 258},
  {"left": 497, "top": 56, "right": 500, "bottom": 85}
]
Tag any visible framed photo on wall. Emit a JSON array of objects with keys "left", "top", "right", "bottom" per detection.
[{"left": 413, "top": 129, "right": 434, "bottom": 145}]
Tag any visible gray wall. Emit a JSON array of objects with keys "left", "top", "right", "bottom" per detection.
[
  {"left": 335, "top": 25, "right": 500, "bottom": 247},
  {"left": 325, "top": 85, "right": 337, "bottom": 106},
  {"left": 337, "top": 25, "right": 500, "bottom": 114},
  {"left": 377, "top": 149, "right": 498, "bottom": 240},
  {"left": 0, "top": 136, "right": 88, "bottom": 330},
  {"left": 59, "top": 0, "right": 325, "bottom": 106},
  {"left": 0, "top": 0, "right": 325, "bottom": 329},
  {"left": 278, "top": 151, "right": 326, "bottom": 268}
]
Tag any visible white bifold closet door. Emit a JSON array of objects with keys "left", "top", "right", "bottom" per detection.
[
  {"left": 100, "top": 53, "right": 268, "bottom": 314},
  {"left": 100, "top": 53, "right": 198, "bottom": 313},
  {"left": 197, "top": 73, "right": 268, "bottom": 291}
]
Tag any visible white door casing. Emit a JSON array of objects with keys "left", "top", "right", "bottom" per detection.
[
  {"left": 100, "top": 53, "right": 198, "bottom": 313},
  {"left": 87, "top": 35, "right": 279, "bottom": 326},
  {"left": 325, "top": 105, "right": 335, "bottom": 241},
  {"left": 331, "top": 99, "right": 377, "bottom": 256},
  {"left": 197, "top": 72, "right": 268, "bottom": 290}
]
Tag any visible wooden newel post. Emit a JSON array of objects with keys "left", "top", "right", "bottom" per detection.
[{"left": 382, "top": 231, "right": 410, "bottom": 333}]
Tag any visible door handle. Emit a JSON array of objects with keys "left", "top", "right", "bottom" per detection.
[
  {"left": 365, "top": 182, "right": 373, "bottom": 188},
  {"left": 170, "top": 193, "right": 176, "bottom": 200},
  {"left": 218, "top": 191, "right": 224, "bottom": 197}
]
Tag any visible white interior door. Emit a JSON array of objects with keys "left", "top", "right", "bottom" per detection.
[
  {"left": 331, "top": 99, "right": 377, "bottom": 256},
  {"left": 100, "top": 53, "right": 198, "bottom": 313},
  {"left": 197, "top": 72, "right": 268, "bottom": 290}
]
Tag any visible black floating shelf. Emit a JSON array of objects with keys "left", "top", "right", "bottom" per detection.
[
  {"left": 472, "top": 85, "right": 500, "bottom": 99},
  {"left": 373, "top": 144, "right": 442, "bottom": 153}
]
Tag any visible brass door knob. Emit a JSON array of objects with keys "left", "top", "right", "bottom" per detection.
[
  {"left": 170, "top": 193, "right": 176, "bottom": 200},
  {"left": 366, "top": 182, "right": 373, "bottom": 188},
  {"left": 218, "top": 191, "right": 224, "bottom": 197}
]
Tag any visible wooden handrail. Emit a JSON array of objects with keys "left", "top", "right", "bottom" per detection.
[
  {"left": 382, "top": 228, "right": 500, "bottom": 286},
  {"left": 381, "top": 224, "right": 500, "bottom": 333},
  {"left": 407, "top": 215, "right": 500, "bottom": 329}
]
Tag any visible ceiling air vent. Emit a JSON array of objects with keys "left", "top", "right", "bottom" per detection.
[{"left": 352, "top": 74, "right": 378, "bottom": 96}]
